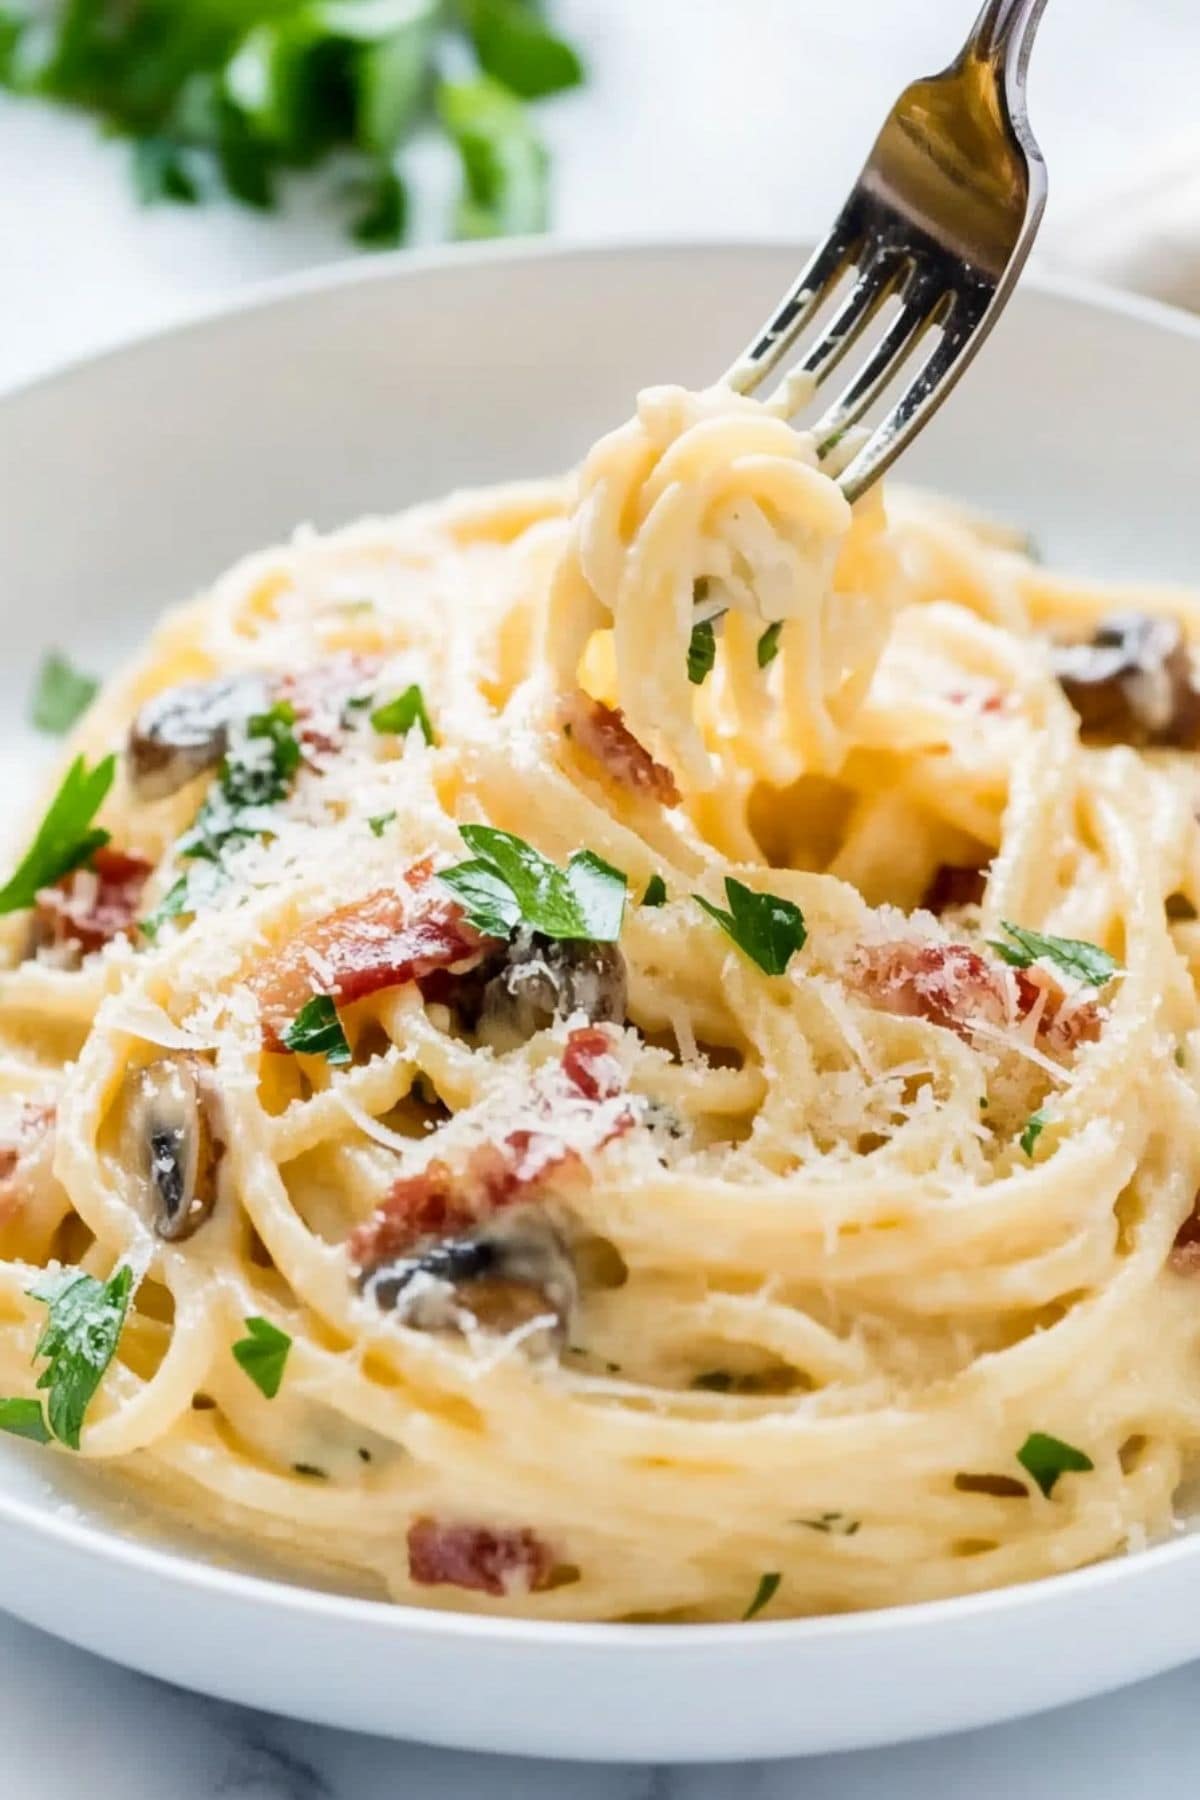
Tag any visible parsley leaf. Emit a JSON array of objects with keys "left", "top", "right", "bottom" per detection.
[
  {"left": 282, "top": 995, "right": 351, "bottom": 1066},
  {"left": 0, "top": 754, "right": 114, "bottom": 916},
  {"left": 29, "top": 651, "right": 99, "bottom": 735},
  {"left": 232, "top": 1316, "right": 292, "bottom": 1400},
  {"left": 1020, "top": 1109, "right": 1048, "bottom": 1157},
  {"left": 688, "top": 619, "right": 716, "bottom": 686},
  {"left": 371, "top": 684, "right": 435, "bottom": 745},
  {"left": 694, "top": 877, "right": 807, "bottom": 976},
  {"left": 140, "top": 859, "right": 228, "bottom": 943},
  {"left": 757, "top": 622, "right": 783, "bottom": 669},
  {"left": 466, "top": 0, "right": 584, "bottom": 100},
  {"left": 642, "top": 874, "right": 668, "bottom": 908},
  {"left": 351, "top": 164, "right": 408, "bottom": 247},
  {"left": 1017, "top": 1431, "right": 1094, "bottom": 1497},
  {"left": 0, "top": 1397, "right": 51, "bottom": 1444},
  {"left": 440, "top": 826, "right": 627, "bottom": 942},
  {"left": 29, "top": 1265, "right": 133, "bottom": 1451},
  {"left": 743, "top": 1571, "right": 781, "bottom": 1621},
  {"left": 989, "top": 920, "right": 1119, "bottom": 986},
  {"left": 368, "top": 811, "right": 396, "bottom": 838},
  {"left": 438, "top": 75, "right": 548, "bottom": 238}
]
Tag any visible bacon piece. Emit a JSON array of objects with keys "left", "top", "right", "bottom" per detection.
[
  {"left": 407, "top": 1518, "right": 555, "bottom": 1595},
  {"left": 847, "top": 939, "right": 1102, "bottom": 1057},
  {"left": 251, "top": 879, "right": 494, "bottom": 1047},
  {"left": 1172, "top": 1201, "right": 1200, "bottom": 1273},
  {"left": 276, "top": 653, "right": 381, "bottom": 763},
  {"left": 946, "top": 689, "right": 1006, "bottom": 715},
  {"left": 562, "top": 694, "right": 680, "bottom": 808},
  {"left": 0, "top": 1102, "right": 55, "bottom": 1227},
  {"left": 349, "top": 1030, "right": 630, "bottom": 1274},
  {"left": 921, "top": 864, "right": 988, "bottom": 915},
  {"left": 34, "top": 848, "right": 153, "bottom": 958}
]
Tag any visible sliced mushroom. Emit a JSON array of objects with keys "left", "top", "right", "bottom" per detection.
[
  {"left": 137, "top": 1055, "right": 224, "bottom": 1241},
  {"left": 475, "top": 928, "right": 628, "bottom": 1053},
  {"left": 127, "top": 674, "right": 270, "bottom": 800},
  {"left": 1051, "top": 613, "right": 1200, "bottom": 747},
  {"left": 360, "top": 1208, "right": 577, "bottom": 1349}
]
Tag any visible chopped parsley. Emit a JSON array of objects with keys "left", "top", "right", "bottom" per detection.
[
  {"left": 440, "top": 825, "right": 627, "bottom": 943},
  {"left": 292, "top": 1462, "right": 328, "bottom": 1480},
  {"left": 232, "top": 1316, "right": 292, "bottom": 1400},
  {"left": 0, "top": 1397, "right": 51, "bottom": 1444},
  {"left": 743, "top": 1571, "right": 781, "bottom": 1620},
  {"left": 642, "top": 874, "right": 668, "bottom": 908},
  {"left": 29, "top": 651, "right": 99, "bottom": 735},
  {"left": 282, "top": 995, "right": 351, "bottom": 1066},
  {"left": 0, "top": 754, "right": 115, "bottom": 916},
  {"left": 140, "top": 859, "right": 229, "bottom": 943},
  {"left": 687, "top": 619, "right": 717, "bottom": 686},
  {"left": 1020, "top": 1109, "right": 1048, "bottom": 1157},
  {"left": 988, "top": 920, "right": 1119, "bottom": 987},
  {"left": 1176, "top": 1045, "right": 1187, "bottom": 1069},
  {"left": 371, "top": 684, "right": 435, "bottom": 745},
  {"left": 694, "top": 877, "right": 807, "bottom": 976},
  {"left": 795, "top": 1513, "right": 861, "bottom": 1536},
  {"left": 28, "top": 1265, "right": 133, "bottom": 1450},
  {"left": 368, "top": 811, "right": 397, "bottom": 838},
  {"left": 1016, "top": 1431, "right": 1094, "bottom": 1497},
  {"left": 757, "top": 622, "right": 783, "bottom": 669}
]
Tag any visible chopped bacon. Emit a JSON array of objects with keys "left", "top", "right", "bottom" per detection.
[
  {"left": 847, "top": 939, "right": 1102, "bottom": 1057},
  {"left": 921, "top": 864, "right": 988, "bottom": 915},
  {"left": 0, "top": 1102, "right": 54, "bottom": 1227},
  {"left": 561, "top": 694, "right": 680, "bottom": 808},
  {"left": 349, "top": 1030, "right": 630, "bottom": 1274},
  {"left": 407, "top": 1518, "right": 555, "bottom": 1595},
  {"left": 34, "top": 848, "right": 153, "bottom": 958},
  {"left": 251, "top": 877, "right": 494, "bottom": 1047},
  {"left": 275, "top": 653, "right": 381, "bottom": 763},
  {"left": 1172, "top": 1201, "right": 1200, "bottom": 1273},
  {"left": 946, "top": 689, "right": 1006, "bottom": 715}
]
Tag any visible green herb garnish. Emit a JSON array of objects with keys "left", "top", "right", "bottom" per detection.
[
  {"left": 687, "top": 619, "right": 716, "bottom": 686},
  {"left": 28, "top": 1265, "right": 133, "bottom": 1450},
  {"left": 0, "top": 754, "right": 115, "bottom": 916},
  {"left": 743, "top": 1571, "right": 781, "bottom": 1621},
  {"left": 0, "top": 2, "right": 582, "bottom": 247},
  {"left": 694, "top": 877, "right": 807, "bottom": 976},
  {"left": 642, "top": 874, "right": 667, "bottom": 908},
  {"left": 140, "top": 860, "right": 228, "bottom": 942},
  {"left": 368, "top": 811, "right": 397, "bottom": 838},
  {"left": 0, "top": 1397, "right": 51, "bottom": 1444},
  {"left": 1016, "top": 1431, "right": 1094, "bottom": 1497},
  {"left": 988, "top": 921, "right": 1119, "bottom": 986},
  {"left": 29, "top": 651, "right": 99, "bottom": 735},
  {"left": 757, "top": 622, "right": 783, "bottom": 669},
  {"left": 292, "top": 1461, "right": 328, "bottom": 1479},
  {"left": 282, "top": 995, "right": 351, "bottom": 1066},
  {"left": 232, "top": 1316, "right": 292, "bottom": 1400},
  {"left": 440, "top": 825, "right": 626, "bottom": 942},
  {"left": 795, "top": 1512, "right": 860, "bottom": 1536},
  {"left": 1020, "top": 1109, "right": 1048, "bottom": 1157},
  {"left": 371, "top": 684, "right": 435, "bottom": 745}
]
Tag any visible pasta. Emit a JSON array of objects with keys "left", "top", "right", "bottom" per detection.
[{"left": 1, "top": 378, "right": 1200, "bottom": 1625}]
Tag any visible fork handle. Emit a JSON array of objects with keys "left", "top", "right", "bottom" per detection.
[{"left": 965, "top": 0, "right": 1049, "bottom": 70}]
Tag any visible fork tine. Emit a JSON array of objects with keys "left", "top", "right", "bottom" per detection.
[
  {"left": 811, "top": 279, "right": 947, "bottom": 448},
  {"left": 837, "top": 286, "right": 991, "bottom": 502},
  {"left": 724, "top": 209, "right": 862, "bottom": 394},
  {"left": 793, "top": 252, "right": 912, "bottom": 391}
]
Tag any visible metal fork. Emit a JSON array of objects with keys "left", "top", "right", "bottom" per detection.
[{"left": 726, "top": 0, "right": 1049, "bottom": 502}]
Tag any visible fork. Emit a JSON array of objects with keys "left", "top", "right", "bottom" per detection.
[{"left": 726, "top": 0, "right": 1049, "bottom": 503}]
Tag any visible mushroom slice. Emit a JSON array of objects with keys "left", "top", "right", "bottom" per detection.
[
  {"left": 137, "top": 1054, "right": 224, "bottom": 1242},
  {"left": 476, "top": 928, "right": 628, "bottom": 1053},
  {"left": 360, "top": 1208, "right": 577, "bottom": 1350},
  {"left": 127, "top": 674, "right": 270, "bottom": 800},
  {"left": 1051, "top": 613, "right": 1200, "bottom": 747}
]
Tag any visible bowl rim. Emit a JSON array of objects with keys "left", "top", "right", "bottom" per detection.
[{"left": 5, "top": 231, "right": 1200, "bottom": 1653}]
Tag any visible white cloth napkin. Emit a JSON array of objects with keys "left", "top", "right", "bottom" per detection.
[{"left": 1049, "top": 133, "right": 1200, "bottom": 311}]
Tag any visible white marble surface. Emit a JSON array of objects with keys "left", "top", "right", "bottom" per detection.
[{"left": 5, "top": 1, "right": 1200, "bottom": 1792}]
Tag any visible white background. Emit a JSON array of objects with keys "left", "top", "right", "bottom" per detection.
[{"left": 4, "top": 1, "right": 1200, "bottom": 1794}]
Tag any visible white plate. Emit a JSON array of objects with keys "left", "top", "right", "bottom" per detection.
[{"left": 1, "top": 241, "right": 1200, "bottom": 1763}]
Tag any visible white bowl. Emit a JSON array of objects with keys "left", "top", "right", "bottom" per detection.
[{"left": 1, "top": 241, "right": 1200, "bottom": 1763}]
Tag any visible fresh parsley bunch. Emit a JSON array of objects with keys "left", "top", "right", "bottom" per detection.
[{"left": 0, "top": 0, "right": 584, "bottom": 246}]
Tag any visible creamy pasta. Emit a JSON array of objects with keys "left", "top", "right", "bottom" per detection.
[{"left": 0, "top": 380, "right": 1198, "bottom": 1623}]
